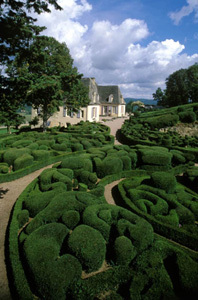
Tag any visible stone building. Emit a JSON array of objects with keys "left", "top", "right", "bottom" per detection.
[{"left": 32, "top": 77, "right": 126, "bottom": 127}]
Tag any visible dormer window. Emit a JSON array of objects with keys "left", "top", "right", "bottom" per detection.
[
  {"left": 93, "top": 92, "right": 97, "bottom": 103},
  {"left": 108, "top": 94, "right": 113, "bottom": 103}
]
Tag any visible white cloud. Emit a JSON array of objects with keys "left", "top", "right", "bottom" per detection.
[
  {"left": 34, "top": 0, "right": 91, "bottom": 47},
  {"left": 169, "top": 0, "right": 198, "bottom": 25},
  {"left": 34, "top": 0, "right": 198, "bottom": 98}
]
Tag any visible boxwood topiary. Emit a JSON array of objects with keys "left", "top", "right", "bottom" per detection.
[
  {"left": 67, "top": 224, "right": 106, "bottom": 272},
  {"left": 31, "top": 150, "right": 50, "bottom": 161},
  {"left": 179, "top": 111, "right": 196, "bottom": 123},
  {"left": 151, "top": 172, "right": 177, "bottom": 194},
  {"left": 14, "top": 153, "right": 34, "bottom": 171},
  {"left": 0, "top": 164, "right": 9, "bottom": 174},
  {"left": 96, "top": 156, "right": 123, "bottom": 178},
  {"left": 61, "top": 210, "right": 80, "bottom": 229},
  {"left": 17, "top": 209, "right": 29, "bottom": 228},
  {"left": 114, "top": 236, "right": 136, "bottom": 265},
  {"left": 3, "top": 148, "right": 31, "bottom": 166},
  {"left": 23, "top": 223, "right": 82, "bottom": 299}
]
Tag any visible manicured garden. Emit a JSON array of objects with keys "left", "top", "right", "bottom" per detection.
[
  {"left": 0, "top": 122, "right": 112, "bottom": 182},
  {"left": 121, "top": 103, "right": 198, "bottom": 148},
  {"left": 5, "top": 112, "right": 198, "bottom": 299},
  {"left": 5, "top": 115, "right": 198, "bottom": 300}
]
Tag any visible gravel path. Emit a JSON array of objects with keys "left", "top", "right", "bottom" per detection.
[
  {"left": 0, "top": 164, "right": 56, "bottom": 300},
  {"left": 104, "top": 179, "right": 124, "bottom": 205},
  {"left": 101, "top": 116, "right": 129, "bottom": 144},
  {"left": 0, "top": 117, "right": 128, "bottom": 299}
]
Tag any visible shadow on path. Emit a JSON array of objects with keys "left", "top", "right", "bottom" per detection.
[
  {"left": 0, "top": 188, "right": 9, "bottom": 199},
  {"left": 112, "top": 184, "right": 128, "bottom": 209},
  {"left": 115, "top": 129, "right": 126, "bottom": 145}
]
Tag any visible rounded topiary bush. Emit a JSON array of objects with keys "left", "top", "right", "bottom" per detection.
[
  {"left": 78, "top": 170, "right": 97, "bottom": 189},
  {"left": 12, "top": 139, "right": 33, "bottom": 148},
  {"left": 57, "top": 168, "right": 74, "bottom": 180},
  {"left": 62, "top": 210, "right": 80, "bottom": 229},
  {"left": 68, "top": 224, "right": 106, "bottom": 272},
  {"left": 27, "top": 143, "right": 39, "bottom": 150},
  {"left": 17, "top": 209, "right": 29, "bottom": 228},
  {"left": 61, "top": 157, "right": 85, "bottom": 170},
  {"left": 0, "top": 164, "right": 9, "bottom": 174},
  {"left": 97, "top": 157, "right": 123, "bottom": 178},
  {"left": 31, "top": 150, "right": 50, "bottom": 161},
  {"left": 3, "top": 148, "right": 31, "bottom": 166},
  {"left": 72, "top": 143, "right": 84, "bottom": 152},
  {"left": 114, "top": 236, "right": 136, "bottom": 265},
  {"left": 151, "top": 172, "right": 177, "bottom": 194},
  {"left": 14, "top": 153, "right": 34, "bottom": 171},
  {"left": 23, "top": 223, "right": 82, "bottom": 299},
  {"left": 179, "top": 111, "right": 196, "bottom": 123},
  {"left": 52, "top": 143, "right": 67, "bottom": 151}
]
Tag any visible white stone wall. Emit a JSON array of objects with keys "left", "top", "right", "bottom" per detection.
[
  {"left": 87, "top": 105, "right": 100, "bottom": 122},
  {"left": 118, "top": 105, "right": 126, "bottom": 117},
  {"left": 32, "top": 107, "right": 88, "bottom": 127}
]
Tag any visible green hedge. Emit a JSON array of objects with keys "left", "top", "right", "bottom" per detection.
[
  {"left": 0, "top": 151, "right": 84, "bottom": 183},
  {"left": 68, "top": 224, "right": 106, "bottom": 272},
  {"left": 8, "top": 179, "right": 38, "bottom": 300},
  {"left": 23, "top": 223, "right": 82, "bottom": 299},
  {"left": 14, "top": 153, "right": 34, "bottom": 171},
  {"left": 118, "top": 179, "right": 198, "bottom": 251},
  {"left": 151, "top": 171, "right": 177, "bottom": 194}
]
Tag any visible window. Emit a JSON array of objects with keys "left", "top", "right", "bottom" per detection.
[
  {"left": 63, "top": 106, "right": 66, "bottom": 117},
  {"left": 92, "top": 107, "right": 97, "bottom": 118},
  {"left": 77, "top": 110, "right": 80, "bottom": 118},
  {"left": 37, "top": 107, "right": 41, "bottom": 116},
  {"left": 108, "top": 94, "right": 113, "bottom": 103},
  {"left": 81, "top": 110, "right": 84, "bottom": 118},
  {"left": 67, "top": 108, "right": 73, "bottom": 117}
]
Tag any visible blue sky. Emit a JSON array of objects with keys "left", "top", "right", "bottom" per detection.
[{"left": 34, "top": 0, "right": 198, "bottom": 99}]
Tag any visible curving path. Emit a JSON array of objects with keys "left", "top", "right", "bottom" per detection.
[
  {"left": 104, "top": 179, "right": 124, "bottom": 205},
  {"left": 100, "top": 116, "right": 129, "bottom": 144},
  {"left": 0, "top": 164, "right": 56, "bottom": 300}
]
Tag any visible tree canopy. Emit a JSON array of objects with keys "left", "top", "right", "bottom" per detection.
[
  {"left": 0, "top": 0, "right": 62, "bottom": 131},
  {"left": 0, "top": 0, "right": 61, "bottom": 63},
  {"left": 8, "top": 36, "right": 90, "bottom": 131},
  {"left": 153, "top": 63, "right": 198, "bottom": 107}
]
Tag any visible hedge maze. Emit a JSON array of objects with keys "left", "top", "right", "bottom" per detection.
[
  {"left": 6, "top": 112, "right": 198, "bottom": 299},
  {"left": 121, "top": 103, "right": 198, "bottom": 149},
  {"left": 0, "top": 122, "right": 112, "bottom": 181}
]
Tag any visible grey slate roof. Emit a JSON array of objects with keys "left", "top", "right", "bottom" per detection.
[
  {"left": 98, "top": 85, "right": 123, "bottom": 105},
  {"left": 81, "top": 78, "right": 125, "bottom": 105}
]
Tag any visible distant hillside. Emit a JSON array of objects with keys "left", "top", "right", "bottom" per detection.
[{"left": 124, "top": 98, "right": 156, "bottom": 106}]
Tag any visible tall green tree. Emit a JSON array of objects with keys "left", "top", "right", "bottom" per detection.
[
  {"left": 165, "top": 68, "right": 189, "bottom": 107},
  {"left": 0, "top": 0, "right": 61, "bottom": 63},
  {"left": 153, "top": 63, "right": 198, "bottom": 107},
  {"left": 152, "top": 87, "right": 167, "bottom": 106},
  {"left": 0, "top": 0, "right": 62, "bottom": 131},
  {"left": 0, "top": 95, "right": 25, "bottom": 133},
  {"left": 187, "top": 63, "right": 198, "bottom": 103},
  {"left": 9, "top": 36, "right": 89, "bottom": 131}
]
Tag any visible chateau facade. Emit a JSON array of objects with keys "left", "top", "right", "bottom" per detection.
[{"left": 32, "top": 77, "right": 126, "bottom": 127}]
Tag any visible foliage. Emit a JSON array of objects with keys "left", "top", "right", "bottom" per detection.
[
  {"left": 152, "top": 87, "right": 167, "bottom": 106},
  {"left": 8, "top": 35, "right": 89, "bottom": 131},
  {"left": 153, "top": 63, "right": 198, "bottom": 107},
  {"left": 68, "top": 224, "right": 106, "bottom": 272}
]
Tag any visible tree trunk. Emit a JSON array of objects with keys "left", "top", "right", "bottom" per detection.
[
  {"left": 43, "top": 110, "right": 48, "bottom": 132},
  {"left": 7, "top": 125, "right": 11, "bottom": 134}
]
